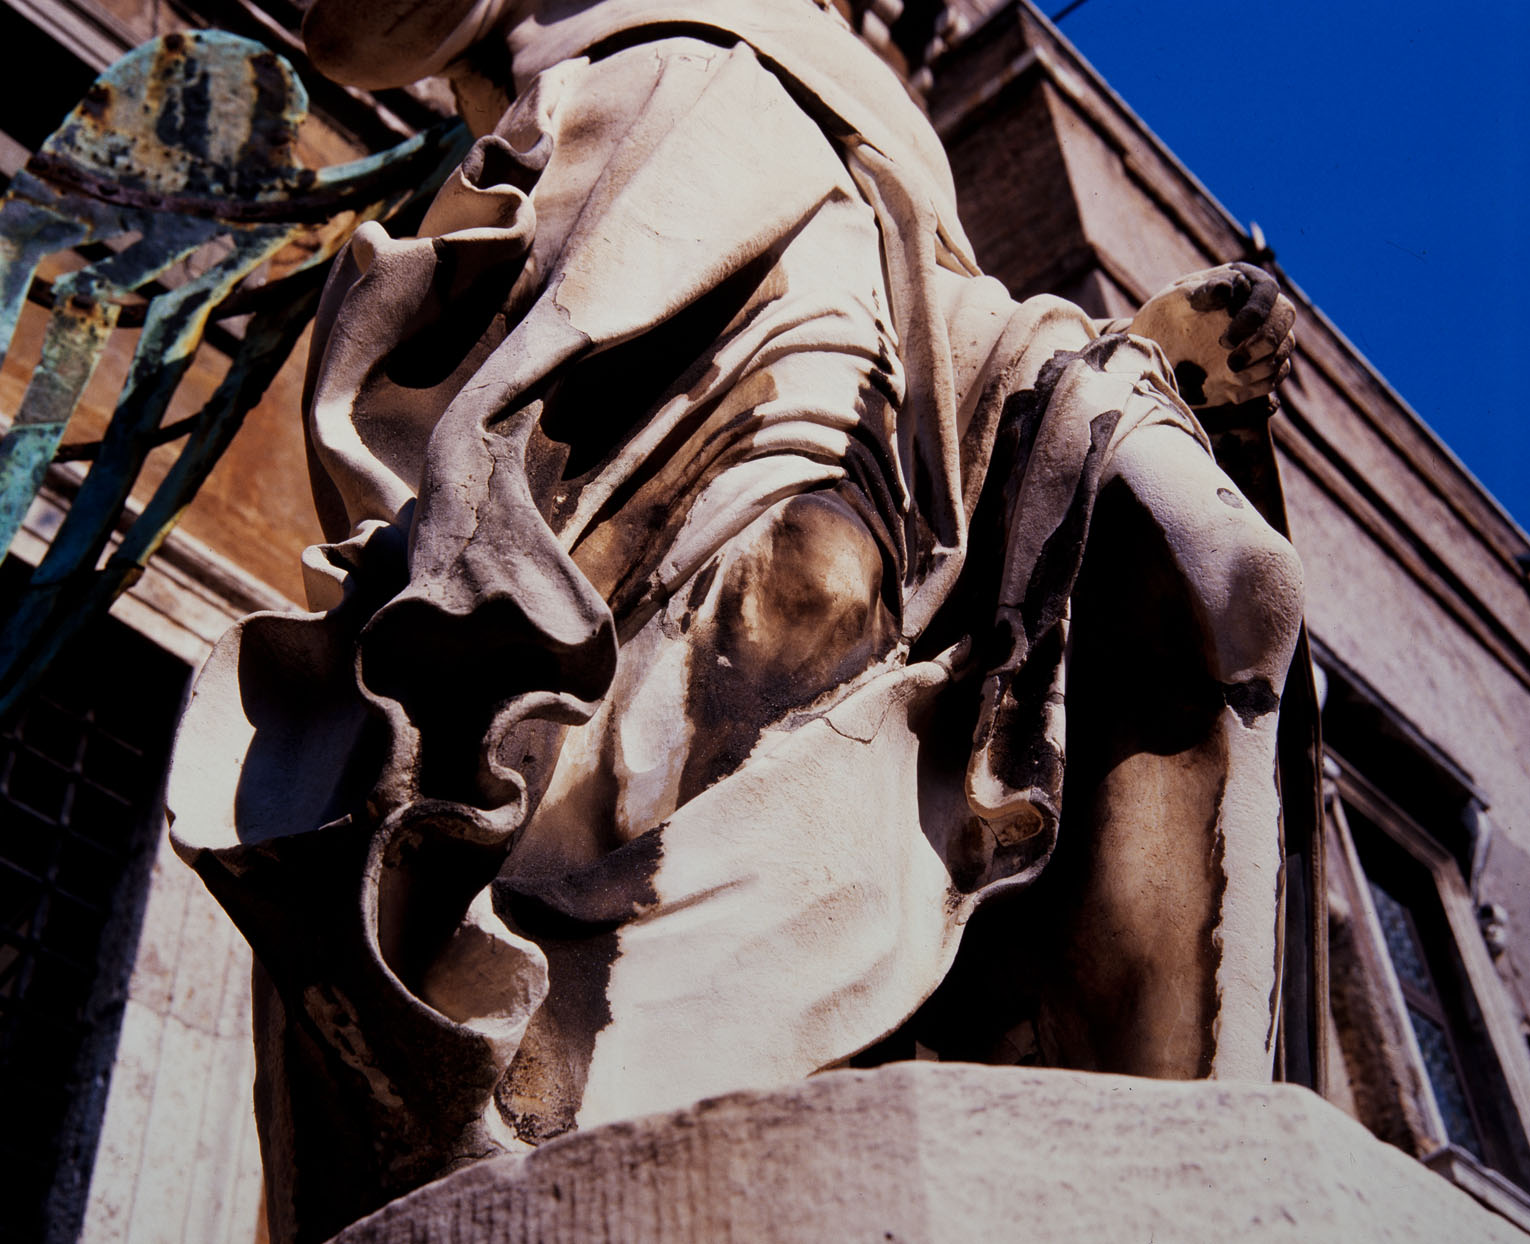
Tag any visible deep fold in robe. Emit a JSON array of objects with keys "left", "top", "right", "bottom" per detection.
[{"left": 167, "top": 16, "right": 1210, "bottom": 1228}]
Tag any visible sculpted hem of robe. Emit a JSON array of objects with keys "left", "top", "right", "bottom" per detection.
[{"left": 167, "top": 5, "right": 1304, "bottom": 1240}]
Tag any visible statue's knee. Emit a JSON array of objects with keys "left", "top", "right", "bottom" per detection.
[
  {"left": 711, "top": 493, "right": 891, "bottom": 683},
  {"left": 1203, "top": 520, "right": 1304, "bottom": 688},
  {"left": 1102, "top": 426, "right": 1303, "bottom": 693}
]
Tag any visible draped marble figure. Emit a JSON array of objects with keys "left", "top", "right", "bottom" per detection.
[{"left": 167, "top": 1, "right": 1303, "bottom": 1238}]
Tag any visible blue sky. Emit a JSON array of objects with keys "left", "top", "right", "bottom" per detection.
[{"left": 1049, "top": 0, "right": 1530, "bottom": 531}]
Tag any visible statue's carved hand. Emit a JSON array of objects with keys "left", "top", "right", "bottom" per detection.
[{"left": 1128, "top": 263, "right": 1296, "bottom": 408}]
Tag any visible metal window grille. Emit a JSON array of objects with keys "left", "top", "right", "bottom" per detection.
[{"left": 0, "top": 565, "right": 188, "bottom": 1242}]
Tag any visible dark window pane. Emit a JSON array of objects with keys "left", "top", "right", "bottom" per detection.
[
  {"left": 1, "top": 805, "right": 62, "bottom": 876},
  {"left": 3, "top": 751, "right": 73, "bottom": 824},
  {"left": 17, "top": 700, "right": 86, "bottom": 769},
  {"left": 1409, "top": 1005, "right": 1484, "bottom": 1161},
  {"left": 1368, "top": 880, "right": 1433, "bottom": 995},
  {"left": 82, "top": 733, "right": 151, "bottom": 805},
  {"left": 54, "top": 838, "right": 124, "bottom": 910},
  {"left": 69, "top": 782, "right": 133, "bottom": 837},
  {"left": 43, "top": 893, "right": 109, "bottom": 971}
]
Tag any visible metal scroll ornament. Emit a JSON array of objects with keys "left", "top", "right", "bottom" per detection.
[{"left": 0, "top": 30, "right": 469, "bottom": 716}]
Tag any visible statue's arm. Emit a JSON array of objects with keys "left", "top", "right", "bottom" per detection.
[
  {"left": 1107, "top": 263, "right": 1296, "bottom": 408},
  {"left": 303, "top": 0, "right": 511, "bottom": 88}
]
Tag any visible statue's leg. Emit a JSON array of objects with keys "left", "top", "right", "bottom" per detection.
[
  {"left": 495, "top": 485, "right": 901, "bottom": 1138},
  {"left": 669, "top": 488, "right": 898, "bottom": 803},
  {"left": 510, "top": 485, "right": 897, "bottom": 871},
  {"left": 1035, "top": 421, "right": 1303, "bottom": 1079}
]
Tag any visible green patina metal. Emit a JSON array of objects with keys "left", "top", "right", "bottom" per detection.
[{"left": 0, "top": 30, "right": 471, "bottom": 716}]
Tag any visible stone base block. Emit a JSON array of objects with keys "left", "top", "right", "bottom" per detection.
[{"left": 330, "top": 1063, "right": 1525, "bottom": 1242}]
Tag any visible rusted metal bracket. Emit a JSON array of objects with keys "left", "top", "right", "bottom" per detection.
[{"left": 0, "top": 30, "right": 470, "bottom": 718}]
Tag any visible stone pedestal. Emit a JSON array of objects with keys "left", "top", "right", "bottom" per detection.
[{"left": 330, "top": 1063, "right": 1525, "bottom": 1242}]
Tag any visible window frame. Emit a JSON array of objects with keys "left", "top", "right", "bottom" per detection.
[{"left": 1324, "top": 751, "right": 1530, "bottom": 1224}]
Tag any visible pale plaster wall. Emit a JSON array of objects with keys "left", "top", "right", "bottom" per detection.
[
  {"left": 1282, "top": 457, "right": 1530, "bottom": 848},
  {"left": 79, "top": 828, "right": 264, "bottom": 1244}
]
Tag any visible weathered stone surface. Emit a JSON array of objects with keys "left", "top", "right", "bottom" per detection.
[
  {"left": 331, "top": 1063, "right": 1525, "bottom": 1244},
  {"left": 166, "top": 3, "right": 1308, "bottom": 1237},
  {"left": 79, "top": 831, "right": 264, "bottom": 1244}
]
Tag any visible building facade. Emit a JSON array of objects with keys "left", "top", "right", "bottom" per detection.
[{"left": 2, "top": 1, "right": 1528, "bottom": 1239}]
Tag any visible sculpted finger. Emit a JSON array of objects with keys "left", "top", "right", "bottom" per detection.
[
  {"left": 1224, "top": 262, "right": 1266, "bottom": 316},
  {"left": 1270, "top": 327, "right": 1296, "bottom": 370},
  {"left": 1231, "top": 354, "right": 1283, "bottom": 384},
  {"left": 1229, "top": 315, "right": 1295, "bottom": 370},
  {"left": 1256, "top": 297, "right": 1296, "bottom": 354},
  {"left": 1230, "top": 347, "right": 1294, "bottom": 391},
  {"left": 1188, "top": 265, "right": 1246, "bottom": 313},
  {"left": 1221, "top": 268, "right": 1281, "bottom": 348}
]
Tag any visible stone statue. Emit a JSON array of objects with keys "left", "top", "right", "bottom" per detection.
[{"left": 166, "top": 2, "right": 1302, "bottom": 1239}]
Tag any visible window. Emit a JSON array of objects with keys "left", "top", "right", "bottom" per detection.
[
  {"left": 0, "top": 559, "right": 189, "bottom": 1243},
  {"left": 1318, "top": 652, "right": 1530, "bottom": 1227}
]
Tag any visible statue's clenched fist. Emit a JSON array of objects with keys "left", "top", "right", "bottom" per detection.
[{"left": 1128, "top": 263, "right": 1296, "bottom": 408}]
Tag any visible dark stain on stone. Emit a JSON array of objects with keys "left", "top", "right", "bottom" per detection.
[
  {"left": 908, "top": 428, "right": 937, "bottom": 541},
  {"left": 675, "top": 491, "right": 896, "bottom": 805},
  {"left": 1187, "top": 267, "right": 1259, "bottom": 317},
  {"left": 540, "top": 249, "right": 778, "bottom": 483},
  {"left": 1220, "top": 676, "right": 1279, "bottom": 727},
  {"left": 494, "top": 827, "right": 664, "bottom": 1144},
  {"left": 380, "top": 236, "right": 522, "bottom": 391},
  {"left": 1081, "top": 333, "right": 1129, "bottom": 370},
  {"left": 1065, "top": 478, "right": 1225, "bottom": 764},
  {"left": 1174, "top": 360, "right": 1208, "bottom": 407},
  {"left": 1268, "top": 852, "right": 1286, "bottom": 1055},
  {"left": 495, "top": 827, "right": 663, "bottom": 934},
  {"left": 1188, "top": 284, "right": 1226, "bottom": 314},
  {"left": 681, "top": 556, "right": 721, "bottom": 635},
  {"left": 687, "top": 557, "right": 719, "bottom": 612},
  {"left": 1194, "top": 773, "right": 1229, "bottom": 1079},
  {"left": 978, "top": 624, "right": 1064, "bottom": 799},
  {"left": 1018, "top": 409, "right": 1120, "bottom": 644},
  {"left": 983, "top": 467, "right": 1240, "bottom": 1074},
  {"left": 498, "top": 929, "right": 620, "bottom": 1144},
  {"left": 864, "top": 339, "right": 900, "bottom": 411},
  {"left": 581, "top": 20, "right": 739, "bottom": 65},
  {"left": 910, "top": 366, "right": 1053, "bottom": 664}
]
